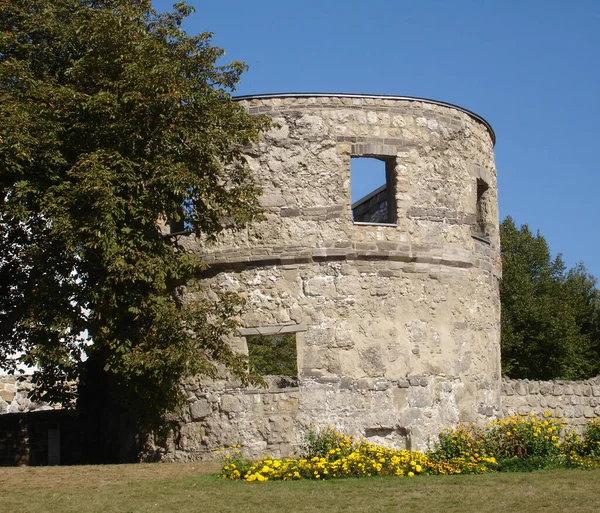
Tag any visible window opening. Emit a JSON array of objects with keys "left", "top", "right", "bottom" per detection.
[
  {"left": 475, "top": 179, "right": 490, "bottom": 239},
  {"left": 247, "top": 333, "right": 298, "bottom": 387},
  {"left": 350, "top": 157, "right": 396, "bottom": 224}
]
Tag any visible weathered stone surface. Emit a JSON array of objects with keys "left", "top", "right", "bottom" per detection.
[
  {"left": 190, "top": 399, "right": 212, "bottom": 421},
  {"left": 0, "top": 390, "right": 14, "bottom": 402},
  {"left": 160, "top": 94, "right": 504, "bottom": 459},
  {"left": 6, "top": 95, "right": 597, "bottom": 464},
  {"left": 502, "top": 377, "right": 600, "bottom": 432}
]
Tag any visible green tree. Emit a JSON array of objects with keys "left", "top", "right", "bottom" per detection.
[
  {"left": 0, "top": 0, "right": 269, "bottom": 437},
  {"left": 248, "top": 334, "right": 298, "bottom": 377},
  {"left": 500, "top": 217, "right": 599, "bottom": 379}
]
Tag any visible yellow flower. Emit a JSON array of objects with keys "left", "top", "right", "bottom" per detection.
[{"left": 408, "top": 471, "right": 415, "bottom": 477}]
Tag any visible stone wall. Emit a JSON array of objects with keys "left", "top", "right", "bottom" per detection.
[
  {"left": 161, "top": 93, "right": 503, "bottom": 460},
  {"left": 352, "top": 185, "right": 389, "bottom": 223},
  {"left": 4, "top": 374, "right": 600, "bottom": 464},
  {"left": 0, "top": 375, "right": 53, "bottom": 414},
  {"left": 0, "top": 410, "right": 83, "bottom": 466},
  {"left": 502, "top": 377, "right": 600, "bottom": 430},
  {"left": 17, "top": 95, "right": 580, "bottom": 464}
]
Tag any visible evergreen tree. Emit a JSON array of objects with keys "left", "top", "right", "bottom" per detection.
[{"left": 500, "top": 217, "right": 599, "bottom": 379}]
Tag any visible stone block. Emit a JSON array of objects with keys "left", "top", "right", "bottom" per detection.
[
  {"left": 190, "top": 399, "right": 212, "bottom": 421},
  {"left": 503, "top": 382, "right": 514, "bottom": 396},
  {"left": 515, "top": 382, "right": 528, "bottom": 396},
  {"left": 397, "top": 379, "right": 410, "bottom": 389},
  {"left": 221, "top": 395, "right": 244, "bottom": 414},
  {"left": 478, "top": 406, "right": 494, "bottom": 416},
  {"left": 0, "top": 390, "right": 15, "bottom": 402}
]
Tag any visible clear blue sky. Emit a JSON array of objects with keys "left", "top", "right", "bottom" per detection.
[{"left": 154, "top": 0, "right": 600, "bottom": 279}]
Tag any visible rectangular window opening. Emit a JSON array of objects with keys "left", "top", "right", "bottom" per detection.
[
  {"left": 475, "top": 179, "right": 490, "bottom": 238},
  {"left": 247, "top": 333, "right": 298, "bottom": 387},
  {"left": 350, "top": 157, "right": 396, "bottom": 224}
]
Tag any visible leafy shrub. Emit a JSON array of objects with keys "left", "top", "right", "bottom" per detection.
[
  {"left": 431, "top": 423, "right": 488, "bottom": 460},
  {"left": 298, "top": 424, "right": 355, "bottom": 459},
  {"left": 216, "top": 444, "right": 254, "bottom": 479},
  {"left": 482, "top": 413, "right": 565, "bottom": 461},
  {"left": 495, "top": 455, "right": 556, "bottom": 472},
  {"left": 580, "top": 418, "right": 600, "bottom": 458}
]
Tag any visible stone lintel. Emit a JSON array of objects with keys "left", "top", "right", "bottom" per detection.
[{"left": 239, "top": 324, "right": 307, "bottom": 336}]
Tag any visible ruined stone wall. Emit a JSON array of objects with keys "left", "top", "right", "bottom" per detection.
[
  {"left": 502, "top": 377, "right": 600, "bottom": 430},
  {"left": 160, "top": 94, "right": 503, "bottom": 461},
  {"left": 352, "top": 185, "right": 389, "bottom": 223},
  {"left": 4, "top": 95, "right": 599, "bottom": 465},
  {"left": 0, "top": 375, "right": 53, "bottom": 414},
  {"left": 4, "top": 374, "right": 600, "bottom": 464}
]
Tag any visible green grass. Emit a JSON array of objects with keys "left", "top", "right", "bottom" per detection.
[{"left": 1, "top": 463, "right": 599, "bottom": 513}]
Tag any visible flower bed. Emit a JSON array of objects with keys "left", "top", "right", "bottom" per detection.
[{"left": 219, "top": 414, "right": 600, "bottom": 482}]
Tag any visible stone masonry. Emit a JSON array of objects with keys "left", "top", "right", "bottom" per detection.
[
  {"left": 1, "top": 95, "right": 599, "bottom": 464},
  {"left": 0, "top": 375, "right": 53, "bottom": 414},
  {"left": 160, "top": 93, "right": 504, "bottom": 461},
  {"left": 502, "top": 377, "right": 600, "bottom": 429}
]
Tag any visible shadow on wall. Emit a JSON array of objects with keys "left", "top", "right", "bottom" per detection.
[{"left": 0, "top": 410, "right": 80, "bottom": 466}]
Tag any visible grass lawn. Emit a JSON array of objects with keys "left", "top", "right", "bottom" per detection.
[{"left": 1, "top": 463, "right": 599, "bottom": 513}]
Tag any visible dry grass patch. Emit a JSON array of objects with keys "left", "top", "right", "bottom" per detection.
[
  {"left": 0, "top": 461, "right": 219, "bottom": 489},
  {"left": 0, "top": 464, "right": 599, "bottom": 513}
]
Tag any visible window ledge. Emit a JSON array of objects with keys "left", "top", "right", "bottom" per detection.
[
  {"left": 353, "top": 221, "right": 398, "bottom": 227},
  {"left": 471, "top": 234, "right": 491, "bottom": 244}
]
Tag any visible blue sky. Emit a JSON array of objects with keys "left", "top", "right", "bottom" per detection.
[{"left": 153, "top": 0, "right": 600, "bottom": 279}]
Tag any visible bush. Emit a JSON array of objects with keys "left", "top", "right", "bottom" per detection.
[
  {"left": 216, "top": 444, "right": 254, "bottom": 480},
  {"left": 482, "top": 413, "right": 565, "bottom": 461},
  {"left": 298, "top": 425, "right": 355, "bottom": 459},
  {"left": 581, "top": 418, "right": 600, "bottom": 458}
]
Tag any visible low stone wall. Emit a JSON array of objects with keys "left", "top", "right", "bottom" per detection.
[
  {"left": 4, "top": 373, "right": 600, "bottom": 464},
  {"left": 0, "top": 410, "right": 82, "bottom": 466},
  {"left": 502, "top": 377, "right": 600, "bottom": 430},
  {"left": 153, "top": 372, "right": 500, "bottom": 462}
]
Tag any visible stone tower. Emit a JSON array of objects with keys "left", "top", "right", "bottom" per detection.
[{"left": 171, "top": 93, "right": 502, "bottom": 460}]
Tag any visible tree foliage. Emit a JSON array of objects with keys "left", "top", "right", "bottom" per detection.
[
  {"left": 247, "top": 334, "right": 298, "bottom": 377},
  {"left": 0, "top": 0, "right": 270, "bottom": 426},
  {"left": 500, "top": 217, "right": 600, "bottom": 379}
]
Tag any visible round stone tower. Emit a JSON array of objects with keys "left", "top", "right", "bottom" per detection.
[{"left": 173, "top": 93, "right": 502, "bottom": 460}]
